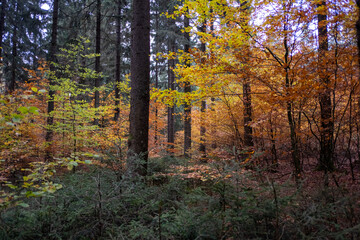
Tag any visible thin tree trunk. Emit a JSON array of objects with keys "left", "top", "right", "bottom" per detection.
[
  {"left": 355, "top": 0, "right": 360, "bottom": 164},
  {"left": 114, "top": 0, "right": 122, "bottom": 122},
  {"left": 210, "top": 7, "right": 217, "bottom": 150},
  {"left": 154, "top": 8, "right": 159, "bottom": 145},
  {"left": 199, "top": 22, "right": 206, "bottom": 160},
  {"left": 167, "top": 17, "right": 176, "bottom": 154},
  {"left": 283, "top": 6, "right": 301, "bottom": 178},
  {"left": 243, "top": 79, "right": 253, "bottom": 148},
  {"left": 0, "top": 0, "right": 5, "bottom": 80},
  {"left": 9, "top": 4, "right": 17, "bottom": 93},
  {"left": 269, "top": 115, "right": 278, "bottom": 168},
  {"left": 356, "top": 0, "right": 360, "bottom": 89},
  {"left": 167, "top": 6, "right": 176, "bottom": 153},
  {"left": 317, "top": 0, "right": 334, "bottom": 172},
  {"left": 127, "top": 0, "right": 150, "bottom": 177},
  {"left": 94, "top": 0, "right": 101, "bottom": 125},
  {"left": 184, "top": 13, "right": 191, "bottom": 157},
  {"left": 45, "top": 0, "right": 59, "bottom": 161},
  {"left": 242, "top": 1, "right": 253, "bottom": 150}
]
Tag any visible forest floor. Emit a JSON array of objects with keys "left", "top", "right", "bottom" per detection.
[{"left": 1, "top": 154, "right": 360, "bottom": 239}]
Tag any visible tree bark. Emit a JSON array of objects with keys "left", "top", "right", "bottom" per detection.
[
  {"left": 167, "top": 18, "right": 176, "bottom": 154},
  {"left": 94, "top": 0, "right": 101, "bottom": 125},
  {"left": 317, "top": 0, "right": 334, "bottom": 172},
  {"left": 45, "top": 0, "right": 59, "bottom": 161},
  {"left": 8, "top": 3, "right": 18, "bottom": 93},
  {"left": 243, "top": 79, "right": 253, "bottom": 148},
  {"left": 199, "top": 22, "right": 206, "bottom": 160},
  {"left": 114, "top": 0, "right": 122, "bottom": 122},
  {"left": 356, "top": 0, "right": 360, "bottom": 82},
  {"left": 242, "top": 1, "right": 254, "bottom": 150},
  {"left": 184, "top": 13, "right": 191, "bottom": 157},
  {"left": 127, "top": 0, "right": 150, "bottom": 177},
  {"left": 0, "top": 0, "right": 5, "bottom": 89}
]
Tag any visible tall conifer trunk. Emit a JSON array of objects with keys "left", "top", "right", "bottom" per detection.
[
  {"left": 94, "top": 0, "right": 101, "bottom": 125},
  {"left": 45, "top": 0, "right": 59, "bottom": 161},
  {"left": 0, "top": 0, "right": 5, "bottom": 86},
  {"left": 8, "top": 2, "right": 18, "bottom": 93},
  {"left": 127, "top": 0, "right": 150, "bottom": 176},
  {"left": 154, "top": 8, "right": 160, "bottom": 145},
  {"left": 184, "top": 13, "right": 191, "bottom": 157},
  {"left": 167, "top": 17, "right": 175, "bottom": 154},
  {"left": 199, "top": 22, "right": 206, "bottom": 160},
  {"left": 317, "top": 0, "right": 334, "bottom": 172},
  {"left": 167, "top": 44, "right": 175, "bottom": 153},
  {"left": 114, "top": 0, "right": 122, "bottom": 122}
]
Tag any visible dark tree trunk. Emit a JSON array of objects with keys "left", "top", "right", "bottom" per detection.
[
  {"left": 154, "top": 9, "right": 159, "bottom": 145},
  {"left": 127, "top": 0, "right": 150, "bottom": 177},
  {"left": 210, "top": 9, "right": 217, "bottom": 150},
  {"left": 243, "top": 79, "right": 253, "bottom": 148},
  {"left": 241, "top": 1, "right": 253, "bottom": 150},
  {"left": 167, "top": 16, "right": 176, "bottom": 154},
  {"left": 0, "top": 0, "right": 5, "bottom": 87},
  {"left": 283, "top": 10, "right": 301, "bottom": 178},
  {"left": 356, "top": 0, "right": 360, "bottom": 81},
  {"left": 199, "top": 23, "right": 206, "bottom": 160},
  {"left": 94, "top": 0, "right": 101, "bottom": 125},
  {"left": 114, "top": 0, "right": 122, "bottom": 122},
  {"left": 9, "top": 3, "right": 18, "bottom": 93},
  {"left": 0, "top": 0, "right": 5, "bottom": 61},
  {"left": 45, "top": 0, "right": 59, "bottom": 161},
  {"left": 184, "top": 13, "right": 191, "bottom": 157},
  {"left": 317, "top": 0, "right": 334, "bottom": 172},
  {"left": 356, "top": 0, "right": 360, "bottom": 119}
]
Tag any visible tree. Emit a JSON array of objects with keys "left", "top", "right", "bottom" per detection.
[
  {"left": 0, "top": 0, "right": 5, "bottom": 89},
  {"left": 199, "top": 22, "right": 206, "bottom": 160},
  {"left": 45, "top": 0, "right": 59, "bottom": 161},
  {"left": 127, "top": 0, "right": 150, "bottom": 176},
  {"left": 317, "top": 0, "right": 334, "bottom": 172},
  {"left": 94, "top": 0, "right": 101, "bottom": 126},
  {"left": 114, "top": 0, "right": 122, "bottom": 122},
  {"left": 167, "top": 16, "right": 176, "bottom": 154},
  {"left": 1, "top": 0, "right": 47, "bottom": 92},
  {"left": 184, "top": 10, "right": 191, "bottom": 157}
]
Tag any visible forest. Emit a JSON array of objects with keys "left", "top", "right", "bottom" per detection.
[{"left": 0, "top": 0, "right": 360, "bottom": 239}]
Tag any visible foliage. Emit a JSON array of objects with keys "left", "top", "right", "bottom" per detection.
[{"left": 0, "top": 158, "right": 359, "bottom": 239}]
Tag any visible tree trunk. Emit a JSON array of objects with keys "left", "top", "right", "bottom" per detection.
[
  {"left": 114, "top": 0, "right": 122, "bottom": 122},
  {"left": 0, "top": 0, "right": 5, "bottom": 89},
  {"left": 127, "top": 0, "right": 150, "bottom": 177},
  {"left": 154, "top": 8, "right": 159, "bottom": 145},
  {"left": 167, "top": 29, "right": 175, "bottom": 154},
  {"left": 242, "top": 1, "right": 253, "bottom": 150},
  {"left": 317, "top": 0, "right": 334, "bottom": 172},
  {"left": 243, "top": 79, "right": 253, "bottom": 148},
  {"left": 45, "top": 0, "right": 59, "bottom": 161},
  {"left": 356, "top": 0, "right": 360, "bottom": 86},
  {"left": 283, "top": 10, "right": 301, "bottom": 177},
  {"left": 94, "top": 0, "right": 101, "bottom": 125},
  {"left": 9, "top": 3, "right": 18, "bottom": 93},
  {"left": 199, "top": 22, "right": 206, "bottom": 160},
  {"left": 184, "top": 13, "right": 191, "bottom": 157}
]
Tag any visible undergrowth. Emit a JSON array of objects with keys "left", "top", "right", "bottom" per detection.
[{"left": 0, "top": 157, "right": 359, "bottom": 239}]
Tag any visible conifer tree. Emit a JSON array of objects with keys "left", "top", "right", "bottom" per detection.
[{"left": 127, "top": 0, "right": 150, "bottom": 176}]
